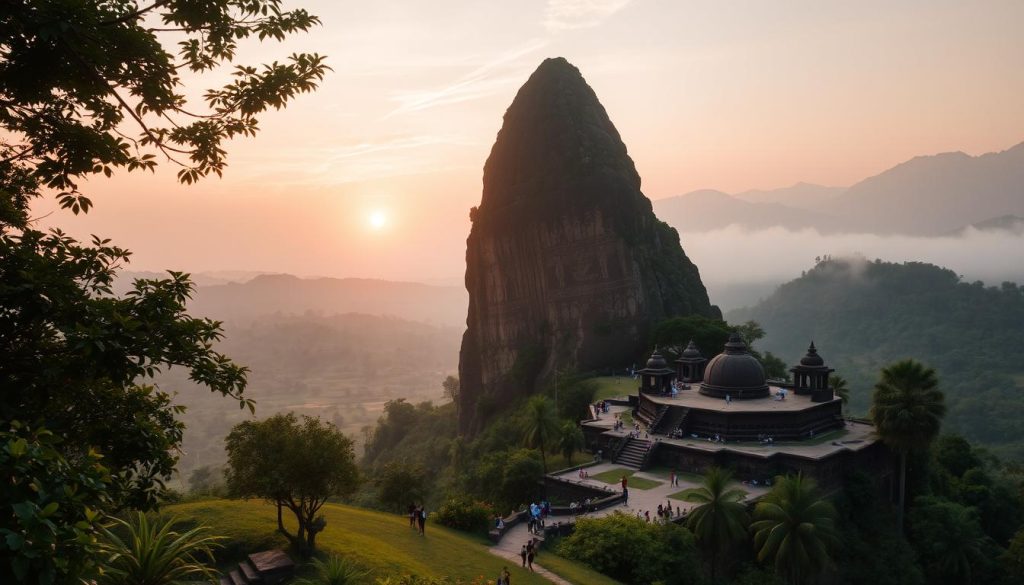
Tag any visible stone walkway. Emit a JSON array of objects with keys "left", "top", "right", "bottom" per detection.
[{"left": 488, "top": 522, "right": 571, "bottom": 585}]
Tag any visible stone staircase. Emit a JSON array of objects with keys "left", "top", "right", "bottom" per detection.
[
  {"left": 614, "top": 437, "right": 651, "bottom": 469},
  {"left": 219, "top": 550, "right": 295, "bottom": 585},
  {"left": 635, "top": 402, "right": 665, "bottom": 429},
  {"left": 654, "top": 406, "right": 690, "bottom": 435}
]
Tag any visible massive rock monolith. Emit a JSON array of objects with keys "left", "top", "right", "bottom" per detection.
[{"left": 458, "top": 57, "right": 720, "bottom": 434}]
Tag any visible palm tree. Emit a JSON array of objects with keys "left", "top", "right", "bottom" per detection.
[
  {"left": 557, "top": 420, "right": 585, "bottom": 465},
  {"left": 294, "top": 555, "right": 368, "bottom": 585},
  {"left": 751, "top": 474, "right": 838, "bottom": 585},
  {"left": 869, "top": 359, "right": 945, "bottom": 529},
  {"left": 96, "top": 512, "right": 222, "bottom": 585},
  {"left": 522, "top": 395, "right": 561, "bottom": 473},
  {"left": 909, "top": 497, "right": 990, "bottom": 585},
  {"left": 682, "top": 467, "right": 750, "bottom": 584},
  {"left": 829, "top": 374, "right": 849, "bottom": 414}
]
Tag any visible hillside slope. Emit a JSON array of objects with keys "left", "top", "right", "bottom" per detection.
[
  {"left": 729, "top": 258, "right": 1024, "bottom": 459},
  {"left": 653, "top": 189, "right": 844, "bottom": 232},
  {"left": 825, "top": 142, "right": 1024, "bottom": 235},
  {"left": 167, "top": 499, "right": 596, "bottom": 584}
]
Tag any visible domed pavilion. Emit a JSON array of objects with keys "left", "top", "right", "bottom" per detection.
[{"left": 582, "top": 334, "right": 888, "bottom": 490}]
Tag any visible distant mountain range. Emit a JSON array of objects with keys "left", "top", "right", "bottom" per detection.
[
  {"left": 654, "top": 142, "right": 1024, "bottom": 236},
  {"left": 117, "top": 272, "right": 468, "bottom": 327}
]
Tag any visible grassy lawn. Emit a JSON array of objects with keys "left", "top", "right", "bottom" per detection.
[
  {"left": 590, "top": 468, "right": 662, "bottom": 490},
  {"left": 167, "top": 499, "right": 552, "bottom": 584},
  {"left": 591, "top": 376, "right": 636, "bottom": 401},
  {"left": 644, "top": 466, "right": 705, "bottom": 484},
  {"left": 537, "top": 553, "right": 624, "bottom": 585}
]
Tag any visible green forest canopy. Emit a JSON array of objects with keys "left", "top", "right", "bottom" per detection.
[{"left": 729, "top": 257, "right": 1024, "bottom": 459}]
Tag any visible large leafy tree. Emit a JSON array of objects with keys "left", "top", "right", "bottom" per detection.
[
  {"left": 225, "top": 413, "right": 359, "bottom": 556},
  {"left": 682, "top": 467, "right": 750, "bottom": 585},
  {"left": 751, "top": 474, "right": 838, "bottom": 585},
  {"left": 0, "top": 0, "right": 326, "bottom": 221},
  {"left": 521, "top": 395, "right": 560, "bottom": 473},
  {"left": 1, "top": 1, "right": 324, "bottom": 581},
  {"left": 870, "top": 359, "right": 946, "bottom": 528}
]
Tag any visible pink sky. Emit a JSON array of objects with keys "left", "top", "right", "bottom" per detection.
[{"left": 32, "top": 0, "right": 1024, "bottom": 282}]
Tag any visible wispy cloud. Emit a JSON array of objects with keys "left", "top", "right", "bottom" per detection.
[
  {"left": 237, "top": 134, "right": 476, "bottom": 185},
  {"left": 543, "top": 0, "right": 632, "bottom": 31},
  {"left": 385, "top": 39, "right": 548, "bottom": 117}
]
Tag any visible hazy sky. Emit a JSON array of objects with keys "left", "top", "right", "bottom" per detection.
[{"left": 33, "top": 0, "right": 1024, "bottom": 282}]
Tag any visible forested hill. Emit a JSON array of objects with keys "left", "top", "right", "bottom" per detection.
[{"left": 729, "top": 258, "right": 1024, "bottom": 459}]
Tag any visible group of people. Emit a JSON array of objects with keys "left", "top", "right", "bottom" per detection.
[
  {"left": 568, "top": 498, "right": 597, "bottom": 515},
  {"left": 519, "top": 538, "right": 539, "bottom": 572},
  {"left": 576, "top": 467, "right": 590, "bottom": 479},
  {"left": 758, "top": 433, "right": 775, "bottom": 445},
  {"left": 668, "top": 379, "right": 691, "bottom": 397},
  {"left": 406, "top": 503, "right": 428, "bottom": 535},
  {"left": 635, "top": 501, "right": 685, "bottom": 523},
  {"left": 611, "top": 416, "right": 626, "bottom": 432},
  {"left": 527, "top": 500, "right": 550, "bottom": 535}
]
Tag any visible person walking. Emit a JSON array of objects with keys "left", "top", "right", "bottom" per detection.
[
  {"left": 408, "top": 503, "right": 417, "bottom": 529},
  {"left": 520, "top": 545, "right": 527, "bottom": 568},
  {"left": 526, "top": 541, "right": 536, "bottom": 572},
  {"left": 416, "top": 506, "right": 426, "bottom": 536}
]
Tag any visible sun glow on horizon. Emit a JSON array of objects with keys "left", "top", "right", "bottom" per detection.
[{"left": 368, "top": 210, "right": 388, "bottom": 230}]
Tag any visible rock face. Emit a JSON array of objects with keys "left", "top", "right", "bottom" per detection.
[{"left": 458, "top": 57, "right": 720, "bottom": 434}]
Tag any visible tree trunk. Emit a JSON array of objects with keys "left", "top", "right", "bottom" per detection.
[
  {"left": 276, "top": 500, "right": 284, "bottom": 533},
  {"left": 539, "top": 436, "right": 547, "bottom": 474},
  {"left": 897, "top": 451, "right": 907, "bottom": 530},
  {"left": 710, "top": 547, "right": 717, "bottom": 585}
]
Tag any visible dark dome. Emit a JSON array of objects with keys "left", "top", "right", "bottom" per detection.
[
  {"left": 680, "top": 340, "right": 702, "bottom": 359},
  {"left": 646, "top": 348, "right": 668, "bottom": 369},
  {"left": 699, "top": 333, "right": 769, "bottom": 399},
  {"left": 799, "top": 342, "right": 825, "bottom": 367}
]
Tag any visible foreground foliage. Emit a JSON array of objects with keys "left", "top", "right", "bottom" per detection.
[
  {"left": 2, "top": 1, "right": 324, "bottom": 582},
  {"left": 95, "top": 513, "right": 221, "bottom": 585}
]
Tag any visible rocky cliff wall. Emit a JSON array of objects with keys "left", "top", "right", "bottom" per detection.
[{"left": 458, "top": 58, "right": 719, "bottom": 434}]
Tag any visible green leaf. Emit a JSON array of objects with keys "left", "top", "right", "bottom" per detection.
[{"left": 40, "top": 502, "right": 59, "bottom": 518}]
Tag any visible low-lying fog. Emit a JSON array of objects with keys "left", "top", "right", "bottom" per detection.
[{"left": 683, "top": 226, "right": 1024, "bottom": 311}]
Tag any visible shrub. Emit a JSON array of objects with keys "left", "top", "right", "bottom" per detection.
[
  {"left": 557, "top": 512, "right": 703, "bottom": 585},
  {"left": 432, "top": 496, "right": 496, "bottom": 535}
]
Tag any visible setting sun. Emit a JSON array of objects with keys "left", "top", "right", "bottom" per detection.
[{"left": 368, "top": 210, "right": 388, "bottom": 230}]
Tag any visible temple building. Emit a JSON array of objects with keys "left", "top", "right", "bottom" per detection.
[{"left": 582, "top": 335, "right": 891, "bottom": 490}]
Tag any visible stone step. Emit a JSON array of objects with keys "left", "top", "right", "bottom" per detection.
[
  {"left": 229, "top": 568, "right": 250, "bottom": 585},
  {"left": 239, "top": 560, "right": 262, "bottom": 584},
  {"left": 219, "top": 578, "right": 233, "bottom": 585}
]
